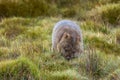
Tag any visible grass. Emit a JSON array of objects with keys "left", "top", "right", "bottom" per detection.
[
  {"left": 87, "top": 3, "right": 120, "bottom": 25},
  {"left": 0, "top": 57, "right": 40, "bottom": 80},
  {"left": 1, "top": 0, "right": 119, "bottom": 19},
  {"left": 0, "top": 1, "right": 120, "bottom": 80},
  {"left": 0, "top": 17, "right": 119, "bottom": 80}
]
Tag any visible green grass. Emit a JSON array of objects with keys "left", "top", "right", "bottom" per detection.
[
  {"left": 0, "top": 1, "right": 120, "bottom": 80},
  {"left": 87, "top": 3, "right": 120, "bottom": 25},
  {"left": 0, "top": 17, "right": 119, "bottom": 80},
  {"left": 0, "top": 57, "right": 40, "bottom": 80},
  {"left": 1, "top": 0, "right": 119, "bottom": 19}
]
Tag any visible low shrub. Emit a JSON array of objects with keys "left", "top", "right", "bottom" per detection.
[
  {"left": 81, "top": 20, "right": 109, "bottom": 34},
  {"left": 0, "top": 57, "right": 40, "bottom": 80},
  {"left": 78, "top": 50, "right": 106, "bottom": 79},
  {"left": 0, "top": 0, "right": 56, "bottom": 17},
  {"left": 84, "top": 36, "right": 120, "bottom": 55},
  {"left": 88, "top": 3, "right": 120, "bottom": 25},
  {"left": 0, "top": 17, "right": 30, "bottom": 38}
]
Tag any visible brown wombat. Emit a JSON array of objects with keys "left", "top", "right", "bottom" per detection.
[{"left": 52, "top": 20, "right": 83, "bottom": 60}]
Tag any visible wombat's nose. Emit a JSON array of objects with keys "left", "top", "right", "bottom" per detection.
[
  {"left": 66, "top": 56, "right": 70, "bottom": 60},
  {"left": 72, "top": 50, "right": 76, "bottom": 54}
]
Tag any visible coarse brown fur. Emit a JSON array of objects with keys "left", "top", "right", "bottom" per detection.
[{"left": 52, "top": 20, "right": 83, "bottom": 60}]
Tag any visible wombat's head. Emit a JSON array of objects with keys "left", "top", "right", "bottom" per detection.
[{"left": 57, "top": 32, "right": 82, "bottom": 60}]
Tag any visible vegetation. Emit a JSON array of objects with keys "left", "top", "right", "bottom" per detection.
[
  {"left": 88, "top": 3, "right": 120, "bottom": 25},
  {"left": 0, "top": 0, "right": 120, "bottom": 80},
  {"left": 0, "top": 57, "right": 40, "bottom": 80}
]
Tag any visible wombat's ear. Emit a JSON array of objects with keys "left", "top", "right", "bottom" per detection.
[{"left": 63, "top": 32, "right": 70, "bottom": 39}]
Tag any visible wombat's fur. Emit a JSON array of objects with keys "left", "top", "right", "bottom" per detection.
[{"left": 52, "top": 20, "right": 83, "bottom": 60}]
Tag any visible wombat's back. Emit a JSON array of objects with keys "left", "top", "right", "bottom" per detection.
[
  {"left": 53, "top": 20, "right": 80, "bottom": 33},
  {"left": 52, "top": 20, "right": 83, "bottom": 51}
]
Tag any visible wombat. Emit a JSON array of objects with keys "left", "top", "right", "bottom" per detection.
[{"left": 52, "top": 20, "right": 83, "bottom": 60}]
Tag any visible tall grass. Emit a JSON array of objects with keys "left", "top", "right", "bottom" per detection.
[
  {"left": 0, "top": 17, "right": 119, "bottom": 80},
  {"left": 88, "top": 3, "right": 120, "bottom": 25}
]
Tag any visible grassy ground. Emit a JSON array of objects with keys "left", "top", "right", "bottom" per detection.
[
  {"left": 0, "top": 17, "right": 119, "bottom": 80},
  {"left": 0, "top": 0, "right": 120, "bottom": 80}
]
